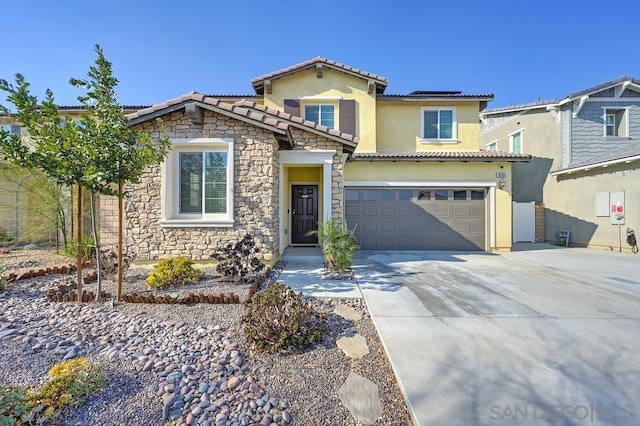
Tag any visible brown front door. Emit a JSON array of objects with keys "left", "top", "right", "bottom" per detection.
[{"left": 291, "top": 185, "right": 318, "bottom": 244}]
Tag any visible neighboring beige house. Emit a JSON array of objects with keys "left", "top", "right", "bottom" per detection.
[
  {"left": 481, "top": 77, "right": 640, "bottom": 252},
  {"left": 103, "top": 57, "right": 529, "bottom": 262},
  {"left": 0, "top": 106, "right": 145, "bottom": 245}
]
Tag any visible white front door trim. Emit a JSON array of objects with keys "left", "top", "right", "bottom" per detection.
[{"left": 279, "top": 150, "right": 336, "bottom": 254}]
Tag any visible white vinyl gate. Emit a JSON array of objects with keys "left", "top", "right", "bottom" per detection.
[{"left": 512, "top": 201, "right": 535, "bottom": 242}]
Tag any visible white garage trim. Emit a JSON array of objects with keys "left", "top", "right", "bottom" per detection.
[{"left": 345, "top": 180, "right": 497, "bottom": 188}]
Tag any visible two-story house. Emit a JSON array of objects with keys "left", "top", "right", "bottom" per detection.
[
  {"left": 105, "top": 57, "right": 530, "bottom": 261},
  {"left": 480, "top": 77, "right": 640, "bottom": 252}
]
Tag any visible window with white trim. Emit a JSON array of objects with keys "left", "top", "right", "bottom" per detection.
[
  {"left": 421, "top": 107, "right": 457, "bottom": 140},
  {"left": 509, "top": 130, "right": 523, "bottom": 154},
  {"left": 486, "top": 140, "right": 498, "bottom": 151},
  {"left": 603, "top": 108, "right": 628, "bottom": 137},
  {"left": 304, "top": 104, "right": 335, "bottom": 129},
  {"left": 162, "top": 138, "right": 234, "bottom": 226}
]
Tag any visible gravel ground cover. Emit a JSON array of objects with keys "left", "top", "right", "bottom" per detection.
[{"left": 0, "top": 248, "right": 412, "bottom": 425}]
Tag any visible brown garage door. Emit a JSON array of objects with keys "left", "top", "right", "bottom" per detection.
[{"left": 345, "top": 188, "right": 486, "bottom": 250}]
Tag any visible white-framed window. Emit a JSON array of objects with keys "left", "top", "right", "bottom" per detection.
[
  {"left": 603, "top": 107, "right": 628, "bottom": 137},
  {"left": 161, "top": 138, "right": 234, "bottom": 227},
  {"left": 420, "top": 107, "right": 457, "bottom": 141},
  {"left": 486, "top": 140, "right": 498, "bottom": 151},
  {"left": 304, "top": 104, "right": 335, "bottom": 129},
  {"left": 508, "top": 130, "right": 523, "bottom": 154}
]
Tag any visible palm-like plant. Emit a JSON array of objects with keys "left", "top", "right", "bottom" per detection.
[{"left": 308, "top": 219, "right": 359, "bottom": 273}]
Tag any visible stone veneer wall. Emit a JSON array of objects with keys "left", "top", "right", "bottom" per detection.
[
  {"left": 289, "top": 129, "right": 347, "bottom": 221},
  {"left": 124, "top": 110, "right": 280, "bottom": 262}
]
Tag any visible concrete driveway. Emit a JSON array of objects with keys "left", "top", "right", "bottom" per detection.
[{"left": 356, "top": 245, "right": 640, "bottom": 426}]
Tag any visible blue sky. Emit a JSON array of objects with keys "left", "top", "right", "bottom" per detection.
[{"left": 2, "top": 0, "right": 639, "bottom": 109}]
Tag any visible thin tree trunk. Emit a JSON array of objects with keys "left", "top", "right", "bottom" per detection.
[
  {"left": 90, "top": 192, "right": 102, "bottom": 302},
  {"left": 117, "top": 178, "right": 123, "bottom": 302},
  {"left": 76, "top": 186, "right": 83, "bottom": 303}
]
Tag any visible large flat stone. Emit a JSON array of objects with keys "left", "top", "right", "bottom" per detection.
[
  {"left": 336, "top": 332, "right": 369, "bottom": 359},
  {"left": 334, "top": 304, "right": 362, "bottom": 321},
  {"left": 338, "top": 372, "right": 382, "bottom": 425}
]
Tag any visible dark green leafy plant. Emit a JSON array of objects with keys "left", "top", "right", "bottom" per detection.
[
  {"left": 307, "top": 219, "right": 359, "bottom": 273},
  {"left": 242, "top": 283, "right": 326, "bottom": 352},
  {"left": 99, "top": 248, "right": 133, "bottom": 281},
  {"left": 145, "top": 256, "right": 204, "bottom": 290},
  {"left": 211, "top": 233, "right": 267, "bottom": 284}
]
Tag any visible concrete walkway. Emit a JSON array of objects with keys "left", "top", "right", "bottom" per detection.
[{"left": 279, "top": 247, "right": 362, "bottom": 299}]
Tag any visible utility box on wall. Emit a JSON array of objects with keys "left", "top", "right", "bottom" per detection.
[{"left": 610, "top": 191, "right": 625, "bottom": 225}]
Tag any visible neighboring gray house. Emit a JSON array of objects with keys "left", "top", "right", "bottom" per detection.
[{"left": 481, "top": 77, "right": 640, "bottom": 252}]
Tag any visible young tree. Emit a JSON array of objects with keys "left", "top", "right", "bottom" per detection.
[{"left": 0, "top": 45, "right": 170, "bottom": 301}]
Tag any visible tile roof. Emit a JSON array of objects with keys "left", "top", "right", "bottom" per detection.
[
  {"left": 380, "top": 92, "right": 494, "bottom": 101},
  {"left": 351, "top": 150, "right": 531, "bottom": 162},
  {"left": 565, "top": 76, "right": 640, "bottom": 100},
  {"left": 251, "top": 57, "right": 388, "bottom": 94},
  {"left": 551, "top": 143, "right": 640, "bottom": 175},
  {"left": 126, "top": 92, "right": 358, "bottom": 148},
  {"left": 481, "top": 99, "right": 560, "bottom": 114}
]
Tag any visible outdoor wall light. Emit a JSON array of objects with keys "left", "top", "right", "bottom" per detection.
[{"left": 498, "top": 179, "right": 507, "bottom": 189}]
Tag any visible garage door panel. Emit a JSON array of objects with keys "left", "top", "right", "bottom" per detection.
[
  {"left": 381, "top": 205, "right": 396, "bottom": 216},
  {"left": 345, "top": 187, "right": 485, "bottom": 251}
]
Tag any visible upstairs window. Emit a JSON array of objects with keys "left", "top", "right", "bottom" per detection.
[
  {"left": 604, "top": 108, "right": 628, "bottom": 137},
  {"left": 421, "top": 107, "right": 457, "bottom": 140},
  {"left": 509, "top": 130, "right": 523, "bottom": 154},
  {"left": 304, "top": 104, "right": 335, "bottom": 129},
  {"left": 486, "top": 140, "right": 498, "bottom": 151}
]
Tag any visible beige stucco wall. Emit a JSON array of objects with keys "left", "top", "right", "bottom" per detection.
[
  {"left": 344, "top": 161, "right": 514, "bottom": 250},
  {"left": 377, "top": 101, "right": 483, "bottom": 152},
  {"left": 548, "top": 163, "right": 640, "bottom": 252},
  {"left": 480, "top": 109, "right": 561, "bottom": 204},
  {"left": 263, "top": 68, "right": 378, "bottom": 152}
]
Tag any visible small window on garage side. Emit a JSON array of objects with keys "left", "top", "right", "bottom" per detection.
[
  {"left": 345, "top": 189, "right": 359, "bottom": 201},
  {"left": 398, "top": 190, "right": 413, "bottom": 200},
  {"left": 362, "top": 189, "right": 377, "bottom": 201},
  {"left": 470, "top": 190, "right": 485, "bottom": 200},
  {"left": 453, "top": 190, "right": 467, "bottom": 200},
  {"left": 434, "top": 189, "right": 449, "bottom": 200},
  {"left": 381, "top": 190, "right": 395, "bottom": 201},
  {"left": 418, "top": 190, "right": 431, "bottom": 200}
]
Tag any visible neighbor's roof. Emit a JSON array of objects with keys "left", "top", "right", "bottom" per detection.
[
  {"left": 481, "top": 99, "right": 560, "bottom": 115},
  {"left": 351, "top": 150, "right": 531, "bottom": 162},
  {"left": 551, "top": 143, "right": 640, "bottom": 176},
  {"left": 564, "top": 76, "right": 640, "bottom": 100},
  {"left": 126, "top": 92, "right": 358, "bottom": 148},
  {"left": 381, "top": 90, "right": 494, "bottom": 100},
  {"left": 251, "top": 57, "right": 388, "bottom": 95}
]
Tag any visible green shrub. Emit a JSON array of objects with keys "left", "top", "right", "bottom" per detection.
[
  {"left": 211, "top": 233, "right": 267, "bottom": 284},
  {"left": 0, "top": 229, "right": 15, "bottom": 247},
  {"left": 0, "top": 263, "right": 6, "bottom": 293},
  {"left": 0, "top": 358, "right": 105, "bottom": 425},
  {"left": 63, "top": 234, "right": 96, "bottom": 263},
  {"left": 145, "top": 256, "right": 204, "bottom": 290},
  {"left": 242, "top": 283, "right": 326, "bottom": 352},
  {"left": 307, "top": 219, "right": 359, "bottom": 273}
]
